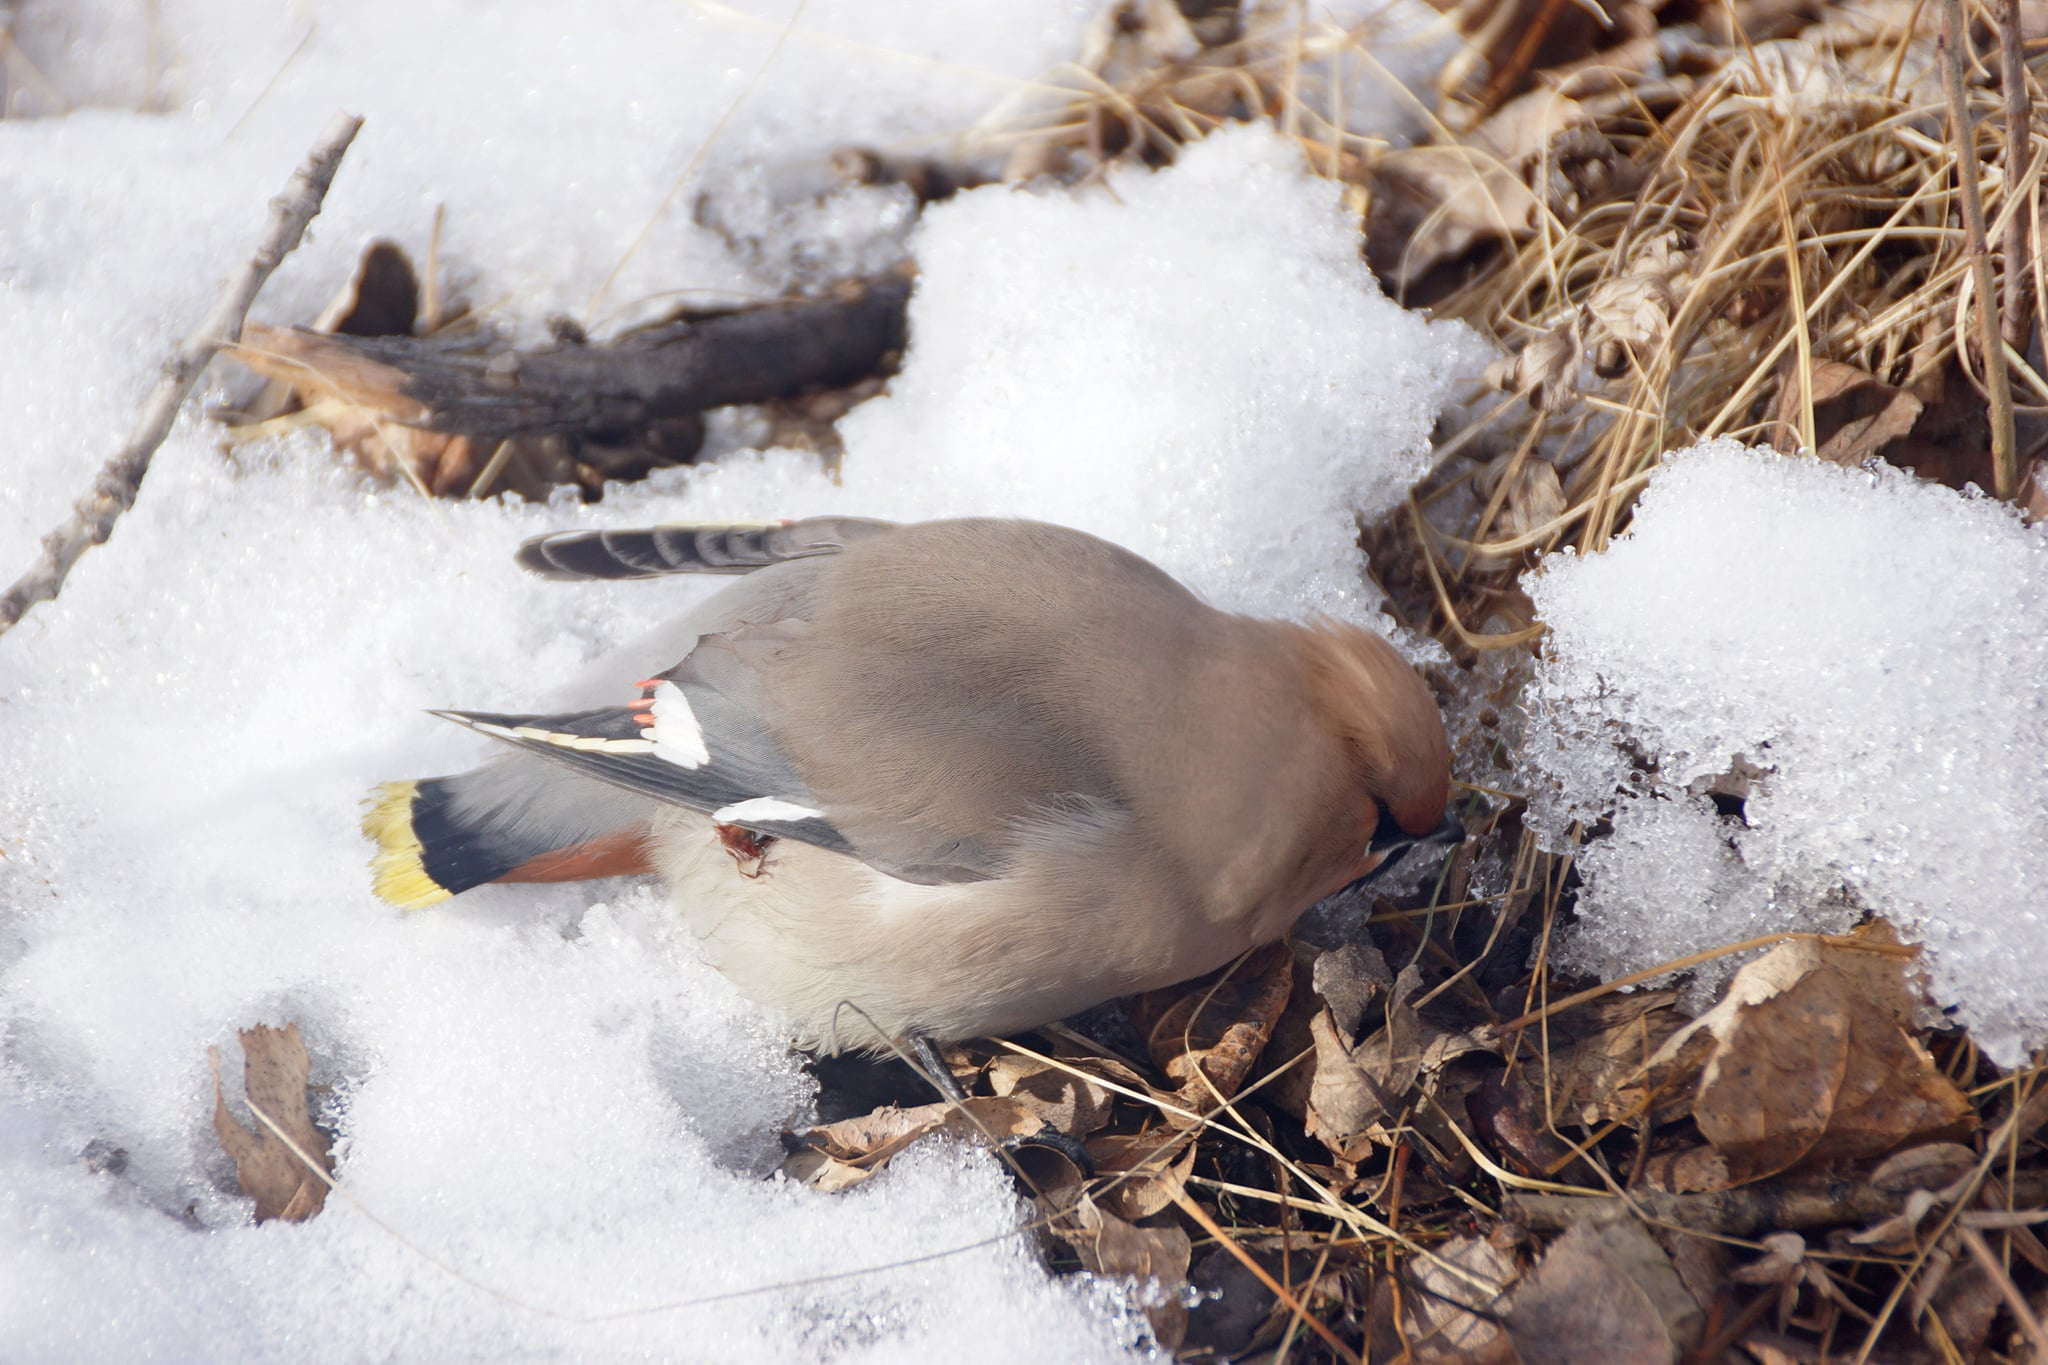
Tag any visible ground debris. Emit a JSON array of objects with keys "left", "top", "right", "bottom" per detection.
[
  {"left": 208, "top": 1022, "right": 333, "bottom": 1224},
  {"left": 1631, "top": 933, "right": 1975, "bottom": 1189}
]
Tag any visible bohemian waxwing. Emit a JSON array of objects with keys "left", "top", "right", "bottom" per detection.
[{"left": 364, "top": 517, "right": 1457, "bottom": 1054}]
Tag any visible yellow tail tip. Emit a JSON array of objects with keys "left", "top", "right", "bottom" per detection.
[{"left": 361, "top": 781, "right": 453, "bottom": 910}]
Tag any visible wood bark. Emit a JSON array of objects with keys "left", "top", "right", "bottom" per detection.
[{"left": 243, "top": 275, "right": 912, "bottom": 440}]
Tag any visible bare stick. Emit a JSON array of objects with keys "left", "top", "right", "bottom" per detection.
[
  {"left": 1941, "top": 0, "right": 2018, "bottom": 501},
  {"left": 0, "top": 111, "right": 364, "bottom": 635},
  {"left": 2000, "top": 0, "right": 2035, "bottom": 353}
]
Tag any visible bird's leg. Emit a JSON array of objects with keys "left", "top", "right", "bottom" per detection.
[{"left": 903, "top": 1032, "right": 968, "bottom": 1105}]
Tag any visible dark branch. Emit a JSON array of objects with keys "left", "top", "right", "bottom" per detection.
[{"left": 243, "top": 275, "right": 912, "bottom": 440}]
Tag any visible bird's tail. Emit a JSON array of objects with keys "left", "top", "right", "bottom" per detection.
[
  {"left": 515, "top": 516, "right": 892, "bottom": 581},
  {"left": 362, "top": 754, "right": 658, "bottom": 908}
]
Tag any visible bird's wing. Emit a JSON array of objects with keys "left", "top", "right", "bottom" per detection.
[
  {"left": 430, "top": 694, "right": 865, "bottom": 866},
  {"left": 434, "top": 608, "right": 1009, "bottom": 884},
  {"left": 441, "top": 518, "right": 1224, "bottom": 887}
]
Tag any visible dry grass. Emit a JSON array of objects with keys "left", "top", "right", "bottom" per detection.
[{"left": 998, "top": 0, "right": 2048, "bottom": 614}]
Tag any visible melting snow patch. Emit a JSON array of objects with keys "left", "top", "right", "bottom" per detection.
[{"left": 1522, "top": 440, "right": 2048, "bottom": 1065}]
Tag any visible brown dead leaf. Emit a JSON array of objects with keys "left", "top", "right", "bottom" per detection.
[
  {"left": 1870, "top": 1142, "right": 1978, "bottom": 1198},
  {"left": 1044, "top": 1188, "right": 1193, "bottom": 1349},
  {"left": 1548, "top": 32, "right": 1666, "bottom": 100},
  {"left": 1049, "top": 1050, "right": 1180, "bottom": 1113},
  {"left": 1264, "top": 941, "right": 1389, "bottom": 1120},
  {"left": 209, "top": 1022, "right": 332, "bottom": 1224},
  {"left": 779, "top": 1148, "right": 880, "bottom": 1194},
  {"left": 1467, "top": 1068, "right": 1578, "bottom": 1178},
  {"left": 1313, "top": 941, "right": 1393, "bottom": 1042},
  {"left": 1630, "top": 227, "right": 1697, "bottom": 284},
  {"left": 983, "top": 1053, "right": 1117, "bottom": 1137},
  {"left": 1368, "top": 144, "right": 1541, "bottom": 287},
  {"left": 1632, "top": 936, "right": 1972, "bottom": 1187},
  {"left": 1693, "top": 969, "right": 1971, "bottom": 1183},
  {"left": 1406, "top": 1051, "right": 1506, "bottom": 1190},
  {"left": 1637, "top": 1144, "right": 1731, "bottom": 1196},
  {"left": 1485, "top": 322, "right": 1583, "bottom": 412},
  {"left": 1086, "top": 1129, "right": 1198, "bottom": 1221},
  {"left": 1464, "top": 88, "right": 1642, "bottom": 222},
  {"left": 1505, "top": 1214, "right": 1702, "bottom": 1364},
  {"left": 1923, "top": 1261, "right": 2001, "bottom": 1358},
  {"left": 1540, "top": 988, "right": 1690, "bottom": 1127},
  {"left": 1127, "top": 942, "right": 1293, "bottom": 1122},
  {"left": 1586, "top": 274, "right": 1674, "bottom": 355},
  {"left": 1878, "top": 363, "right": 1996, "bottom": 492},
  {"left": 1538, "top": 126, "right": 1645, "bottom": 220},
  {"left": 781, "top": 1095, "right": 1045, "bottom": 1190},
  {"left": 1849, "top": 1145, "right": 2000, "bottom": 1254},
  {"left": 1397, "top": 1234, "right": 1520, "bottom": 1363},
  {"left": 1767, "top": 358, "right": 1923, "bottom": 465},
  {"left": 1500, "top": 457, "right": 1567, "bottom": 545},
  {"left": 1305, "top": 965, "right": 1424, "bottom": 1162},
  {"left": 1472, "top": 87, "right": 1593, "bottom": 167},
  {"left": 326, "top": 239, "right": 420, "bottom": 339}
]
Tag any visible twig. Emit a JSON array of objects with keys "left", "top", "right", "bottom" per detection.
[
  {"left": 0, "top": 111, "right": 363, "bottom": 637},
  {"left": 1939, "top": 0, "right": 2018, "bottom": 500},
  {"left": 2000, "top": 0, "right": 2035, "bottom": 353},
  {"left": 0, "top": 130, "right": 364, "bottom": 642}
]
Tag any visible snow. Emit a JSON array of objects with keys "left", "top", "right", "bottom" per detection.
[
  {"left": 1523, "top": 440, "right": 2048, "bottom": 1064},
  {"left": 1248, "top": 0, "right": 1465, "bottom": 149},
  {"left": 0, "top": 3, "right": 1480, "bottom": 1358},
  {"left": 836, "top": 122, "right": 1479, "bottom": 619}
]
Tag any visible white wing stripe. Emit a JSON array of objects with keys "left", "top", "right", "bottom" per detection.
[
  {"left": 713, "top": 796, "right": 825, "bottom": 823},
  {"left": 649, "top": 680, "right": 710, "bottom": 769}
]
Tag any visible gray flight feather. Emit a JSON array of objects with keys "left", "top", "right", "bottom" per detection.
[{"left": 515, "top": 517, "right": 895, "bottom": 581}]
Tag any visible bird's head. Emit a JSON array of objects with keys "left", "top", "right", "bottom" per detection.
[{"left": 1299, "top": 620, "right": 1459, "bottom": 883}]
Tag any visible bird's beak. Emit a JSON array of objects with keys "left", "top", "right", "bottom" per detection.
[{"left": 1358, "top": 808, "right": 1466, "bottom": 886}]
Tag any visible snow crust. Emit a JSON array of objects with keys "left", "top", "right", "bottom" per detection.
[
  {"left": 836, "top": 123, "right": 1478, "bottom": 619},
  {"left": 0, "top": 5, "right": 1479, "bottom": 1358},
  {"left": 1523, "top": 441, "right": 2048, "bottom": 1064}
]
